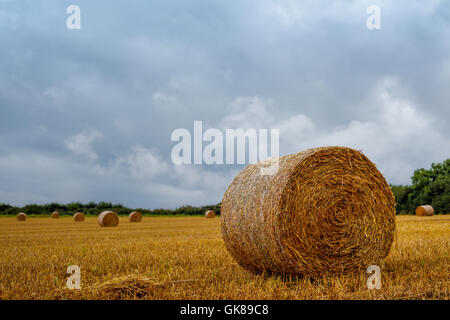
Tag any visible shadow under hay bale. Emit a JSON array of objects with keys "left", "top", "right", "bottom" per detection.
[
  {"left": 205, "top": 210, "right": 216, "bottom": 218},
  {"left": 98, "top": 211, "right": 119, "bottom": 227},
  {"left": 73, "top": 212, "right": 85, "bottom": 222},
  {"left": 17, "top": 213, "right": 27, "bottom": 221},
  {"left": 221, "top": 146, "right": 396, "bottom": 277},
  {"left": 129, "top": 211, "right": 142, "bottom": 222},
  {"left": 51, "top": 211, "right": 59, "bottom": 219},
  {"left": 415, "top": 205, "right": 434, "bottom": 216}
]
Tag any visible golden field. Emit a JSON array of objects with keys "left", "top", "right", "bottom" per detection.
[{"left": 0, "top": 215, "right": 448, "bottom": 300}]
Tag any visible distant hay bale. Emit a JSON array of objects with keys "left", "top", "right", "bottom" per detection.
[
  {"left": 51, "top": 211, "right": 59, "bottom": 219},
  {"left": 415, "top": 205, "right": 434, "bottom": 216},
  {"left": 205, "top": 210, "right": 216, "bottom": 218},
  {"left": 98, "top": 211, "right": 119, "bottom": 227},
  {"left": 221, "top": 146, "right": 396, "bottom": 277},
  {"left": 17, "top": 213, "right": 27, "bottom": 221},
  {"left": 129, "top": 211, "right": 142, "bottom": 222},
  {"left": 73, "top": 212, "right": 85, "bottom": 222}
]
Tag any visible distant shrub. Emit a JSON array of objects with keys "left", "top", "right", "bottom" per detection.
[{"left": 0, "top": 202, "right": 222, "bottom": 216}]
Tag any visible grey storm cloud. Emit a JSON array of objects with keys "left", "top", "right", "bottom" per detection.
[{"left": 0, "top": 0, "right": 449, "bottom": 208}]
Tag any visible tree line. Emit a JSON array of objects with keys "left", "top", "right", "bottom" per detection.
[
  {"left": 0, "top": 202, "right": 221, "bottom": 216},
  {"left": 391, "top": 158, "right": 450, "bottom": 214}
]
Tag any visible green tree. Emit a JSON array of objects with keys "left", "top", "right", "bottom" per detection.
[
  {"left": 406, "top": 159, "right": 450, "bottom": 213},
  {"left": 390, "top": 185, "right": 410, "bottom": 214}
]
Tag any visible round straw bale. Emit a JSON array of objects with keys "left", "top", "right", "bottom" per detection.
[
  {"left": 98, "top": 211, "right": 119, "bottom": 227},
  {"left": 205, "top": 210, "right": 216, "bottom": 218},
  {"left": 221, "top": 146, "right": 396, "bottom": 276},
  {"left": 51, "top": 211, "right": 59, "bottom": 219},
  {"left": 73, "top": 212, "right": 85, "bottom": 222},
  {"left": 129, "top": 211, "right": 142, "bottom": 222},
  {"left": 415, "top": 205, "right": 434, "bottom": 216},
  {"left": 17, "top": 212, "right": 27, "bottom": 221}
]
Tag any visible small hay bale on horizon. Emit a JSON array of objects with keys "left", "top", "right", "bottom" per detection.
[
  {"left": 17, "top": 212, "right": 27, "bottom": 221},
  {"left": 205, "top": 210, "right": 216, "bottom": 218},
  {"left": 221, "top": 146, "right": 396, "bottom": 277},
  {"left": 73, "top": 212, "right": 85, "bottom": 222},
  {"left": 129, "top": 211, "right": 142, "bottom": 222},
  {"left": 415, "top": 205, "right": 434, "bottom": 216},
  {"left": 51, "top": 211, "right": 59, "bottom": 219},
  {"left": 98, "top": 211, "right": 119, "bottom": 227}
]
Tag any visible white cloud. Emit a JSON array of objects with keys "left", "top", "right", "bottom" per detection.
[
  {"left": 220, "top": 96, "right": 275, "bottom": 129},
  {"left": 218, "top": 79, "right": 450, "bottom": 185},
  {"left": 106, "top": 145, "right": 236, "bottom": 206},
  {"left": 113, "top": 144, "right": 169, "bottom": 179},
  {"left": 0, "top": 143, "right": 235, "bottom": 207},
  {"left": 2, "top": 79, "right": 448, "bottom": 208},
  {"left": 65, "top": 130, "right": 103, "bottom": 161},
  {"left": 305, "top": 78, "right": 450, "bottom": 183},
  {"left": 152, "top": 92, "right": 182, "bottom": 110}
]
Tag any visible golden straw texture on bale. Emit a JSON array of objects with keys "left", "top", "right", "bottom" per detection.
[
  {"left": 98, "top": 211, "right": 119, "bottom": 227},
  {"left": 415, "top": 205, "right": 434, "bottom": 216},
  {"left": 17, "top": 213, "right": 27, "bottom": 221},
  {"left": 73, "top": 212, "right": 85, "bottom": 222},
  {"left": 51, "top": 211, "right": 59, "bottom": 219},
  {"left": 128, "top": 211, "right": 142, "bottom": 222},
  {"left": 221, "top": 146, "right": 396, "bottom": 276},
  {"left": 205, "top": 210, "right": 216, "bottom": 218}
]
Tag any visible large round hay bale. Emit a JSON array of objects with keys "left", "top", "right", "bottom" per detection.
[
  {"left": 221, "top": 146, "right": 396, "bottom": 277},
  {"left": 129, "top": 211, "right": 142, "bottom": 222},
  {"left": 415, "top": 205, "right": 434, "bottom": 216},
  {"left": 51, "top": 211, "right": 59, "bottom": 219},
  {"left": 73, "top": 212, "right": 85, "bottom": 222},
  {"left": 205, "top": 210, "right": 216, "bottom": 218},
  {"left": 17, "top": 213, "right": 27, "bottom": 221},
  {"left": 98, "top": 211, "right": 119, "bottom": 227}
]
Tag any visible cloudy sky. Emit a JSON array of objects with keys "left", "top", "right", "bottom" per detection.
[{"left": 1, "top": 0, "right": 449, "bottom": 208}]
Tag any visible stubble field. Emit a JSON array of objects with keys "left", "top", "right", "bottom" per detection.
[{"left": 0, "top": 215, "right": 448, "bottom": 300}]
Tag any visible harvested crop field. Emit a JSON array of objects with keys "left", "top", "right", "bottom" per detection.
[{"left": 0, "top": 215, "right": 448, "bottom": 300}]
